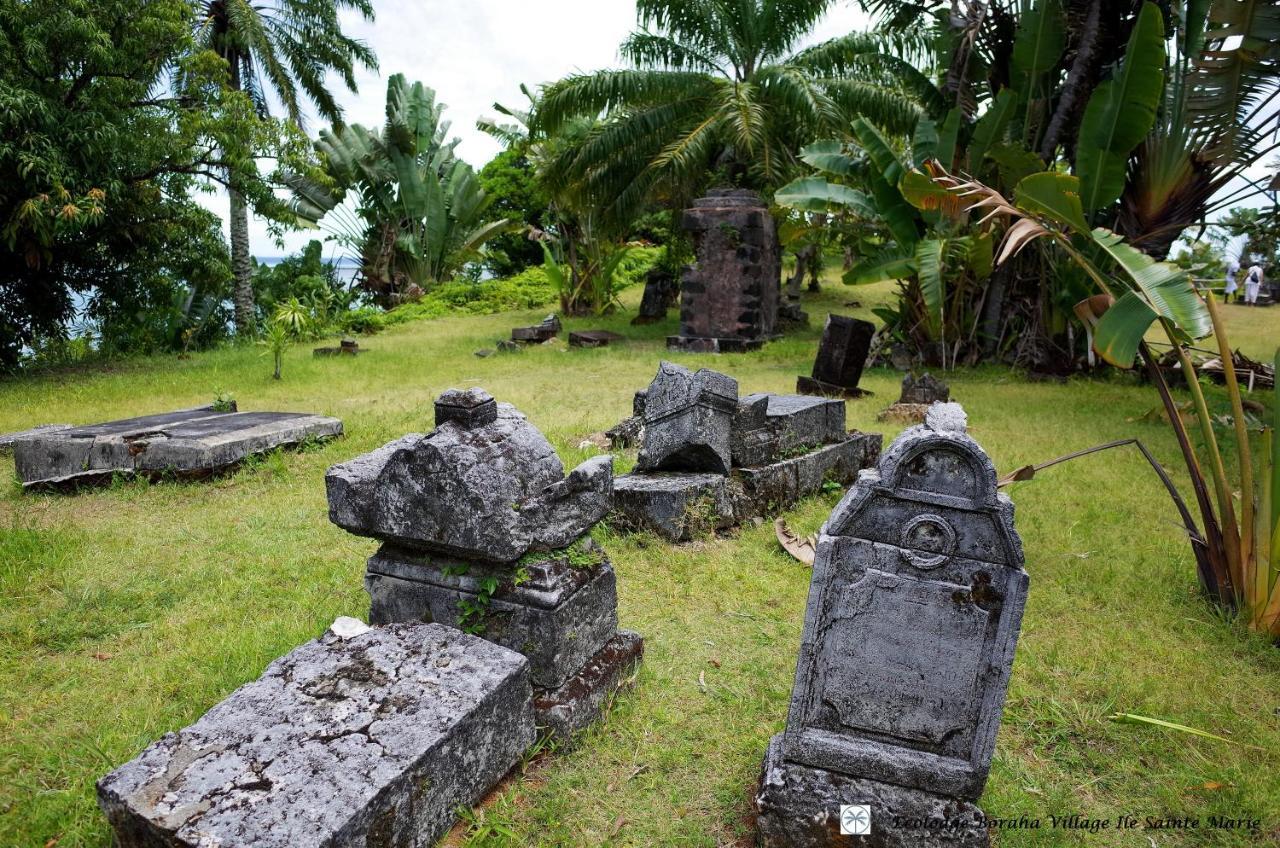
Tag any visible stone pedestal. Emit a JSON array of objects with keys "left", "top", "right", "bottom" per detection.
[
  {"left": 756, "top": 736, "right": 989, "bottom": 848},
  {"left": 797, "top": 315, "right": 876, "bottom": 399},
  {"left": 98, "top": 623, "right": 534, "bottom": 848},
  {"left": 668, "top": 189, "right": 781, "bottom": 352}
]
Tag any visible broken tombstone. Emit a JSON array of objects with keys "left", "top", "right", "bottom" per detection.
[
  {"left": 668, "top": 189, "right": 781, "bottom": 352},
  {"left": 634, "top": 361, "right": 738, "bottom": 475},
  {"left": 878, "top": 372, "right": 952, "bottom": 424},
  {"left": 511, "top": 314, "right": 561, "bottom": 343},
  {"left": 796, "top": 314, "right": 875, "bottom": 398},
  {"left": 313, "top": 338, "right": 362, "bottom": 357},
  {"left": 98, "top": 622, "right": 534, "bottom": 848},
  {"left": 13, "top": 405, "right": 342, "bottom": 489},
  {"left": 631, "top": 265, "right": 678, "bottom": 325},
  {"left": 569, "top": 329, "right": 625, "bottom": 348},
  {"left": 327, "top": 388, "right": 643, "bottom": 739},
  {"left": 755, "top": 403, "right": 1027, "bottom": 848}
]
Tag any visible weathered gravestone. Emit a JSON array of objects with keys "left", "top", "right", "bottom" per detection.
[
  {"left": 98, "top": 621, "right": 534, "bottom": 848},
  {"left": 756, "top": 403, "right": 1027, "bottom": 848},
  {"left": 668, "top": 189, "right": 781, "bottom": 352},
  {"left": 634, "top": 361, "right": 738, "bottom": 476},
  {"left": 797, "top": 315, "right": 876, "bottom": 398},
  {"left": 511, "top": 314, "right": 561, "bottom": 343},
  {"left": 13, "top": 405, "right": 342, "bottom": 489},
  {"left": 631, "top": 265, "right": 679, "bottom": 325},
  {"left": 901, "top": 372, "right": 951, "bottom": 405},
  {"left": 329, "top": 388, "right": 643, "bottom": 739}
]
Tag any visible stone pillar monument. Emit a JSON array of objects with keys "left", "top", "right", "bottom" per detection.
[
  {"left": 755, "top": 403, "right": 1028, "bottom": 847},
  {"left": 668, "top": 189, "right": 781, "bottom": 352}
]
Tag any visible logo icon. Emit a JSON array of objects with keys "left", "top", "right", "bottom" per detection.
[{"left": 840, "top": 805, "right": 871, "bottom": 835}]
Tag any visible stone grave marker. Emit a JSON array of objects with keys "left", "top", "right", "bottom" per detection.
[
  {"left": 756, "top": 403, "right": 1027, "bottom": 847},
  {"left": 511, "top": 314, "right": 561, "bottom": 343},
  {"left": 668, "top": 189, "right": 781, "bottom": 352},
  {"left": 634, "top": 361, "right": 738, "bottom": 475},
  {"left": 98, "top": 622, "right": 534, "bottom": 848},
  {"left": 796, "top": 314, "right": 875, "bottom": 398}
]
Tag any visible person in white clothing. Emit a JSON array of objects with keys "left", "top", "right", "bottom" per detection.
[
  {"left": 1223, "top": 261, "right": 1239, "bottom": 303},
  {"left": 1243, "top": 264, "right": 1264, "bottom": 305}
]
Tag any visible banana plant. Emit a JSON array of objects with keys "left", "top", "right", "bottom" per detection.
[{"left": 933, "top": 163, "right": 1280, "bottom": 635}]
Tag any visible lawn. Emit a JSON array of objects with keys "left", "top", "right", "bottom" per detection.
[{"left": 2, "top": 279, "right": 1278, "bottom": 847}]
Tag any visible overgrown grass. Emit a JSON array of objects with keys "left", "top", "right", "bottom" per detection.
[{"left": 1, "top": 277, "right": 1278, "bottom": 847}]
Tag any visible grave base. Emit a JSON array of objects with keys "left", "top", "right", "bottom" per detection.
[
  {"left": 612, "top": 433, "right": 882, "bottom": 542},
  {"left": 796, "top": 375, "right": 873, "bottom": 399},
  {"left": 534, "top": 629, "right": 644, "bottom": 740},
  {"left": 666, "top": 335, "right": 774, "bottom": 353},
  {"left": 876, "top": 403, "right": 931, "bottom": 424},
  {"left": 755, "top": 736, "right": 989, "bottom": 848}
]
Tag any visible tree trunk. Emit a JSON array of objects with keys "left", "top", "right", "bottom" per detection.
[{"left": 229, "top": 184, "right": 256, "bottom": 336}]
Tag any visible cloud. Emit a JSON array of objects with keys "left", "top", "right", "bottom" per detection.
[{"left": 198, "top": 0, "right": 871, "bottom": 257}]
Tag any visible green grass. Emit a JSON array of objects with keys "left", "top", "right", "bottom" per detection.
[{"left": 1, "top": 279, "right": 1278, "bottom": 847}]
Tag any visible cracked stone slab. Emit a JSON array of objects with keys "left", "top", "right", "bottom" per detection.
[
  {"left": 780, "top": 405, "right": 1027, "bottom": 801},
  {"left": 365, "top": 539, "right": 620, "bottom": 690},
  {"left": 755, "top": 735, "right": 989, "bottom": 848},
  {"left": 0, "top": 423, "right": 71, "bottom": 454},
  {"left": 731, "top": 393, "right": 846, "bottom": 467},
  {"left": 14, "top": 407, "right": 341, "bottom": 488},
  {"left": 97, "top": 623, "right": 535, "bottom": 848},
  {"left": 327, "top": 397, "right": 612, "bottom": 563}
]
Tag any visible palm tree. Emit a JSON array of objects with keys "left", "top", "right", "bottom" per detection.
[
  {"left": 196, "top": 0, "right": 377, "bottom": 335},
  {"left": 532, "top": 0, "right": 931, "bottom": 231}
]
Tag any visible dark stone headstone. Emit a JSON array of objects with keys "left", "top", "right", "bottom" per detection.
[
  {"left": 511, "top": 314, "right": 561, "bottom": 343},
  {"left": 313, "top": 338, "right": 362, "bottom": 357},
  {"left": 569, "top": 330, "right": 625, "bottom": 348},
  {"left": 631, "top": 266, "right": 678, "bottom": 325},
  {"left": 635, "top": 361, "right": 738, "bottom": 475},
  {"left": 796, "top": 315, "right": 875, "bottom": 398},
  {"left": 98, "top": 623, "right": 534, "bottom": 848},
  {"left": 755, "top": 403, "right": 1027, "bottom": 847},
  {"left": 667, "top": 189, "right": 781, "bottom": 352},
  {"left": 14, "top": 407, "right": 341, "bottom": 488},
  {"left": 434, "top": 387, "right": 499, "bottom": 429},
  {"left": 900, "top": 372, "right": 950, "bottom": 405}
]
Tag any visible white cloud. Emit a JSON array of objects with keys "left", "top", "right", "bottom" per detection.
[{"left": 199, "top": 0, "right": 872, "bottom": 257}]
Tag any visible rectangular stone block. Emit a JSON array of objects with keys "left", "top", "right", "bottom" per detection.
[
  {"left": 808, "top": 314, "right": 875, "bottom": 391},
  {"left": 611, "top": 472, "right": 734, "bottom": 542},
  {"left": 364, "top": 543, "right": 619, "bottom": 690},
  {"left": 534, "top": 630, "right": 644, "bottom": 739},
  {"left": 97, "top": 623, "right": 535, "bottom": 848},
  {"left": 0, "top": 423, "right": 71, "bottom": 454},
  {"left": 15, "top": 408, "right": 342, "bottom": 487}
]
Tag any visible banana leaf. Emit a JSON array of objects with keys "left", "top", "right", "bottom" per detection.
[
  {"left": 1091, "top": 227, "right": 1211, "bottom": 339},
  {"left": 967, "top": 89, "right": 1017, "bottom": 170},
  {"left": 774, "top": 176, "right": 875, "bottom": 215},
  {"left": 843, "top": 245, "right": 917, "bottom": 285},
  {"left": 798, "top": 139, "right": 858, "bottom": 176},
  {"left": 1013, "top": 172, "right": 1089, "bottom": 233},
  {"left": 1075, "top": 2, "right": 1166, "bottom": 211},
  {"left": 915, "top": 238, "right": 947, "bottom": 332},
  {"left": 1011, "top": 0, "right": 1066, "bottom": 92}
]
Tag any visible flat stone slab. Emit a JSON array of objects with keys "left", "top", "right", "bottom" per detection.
[
  {"left": 97, "top": 622, "right": 535, "bottom": 848},
  {"left": 732, "top": 393, "right": 846, "bottom": 466},
  {"left": 365, "top": 540, "right": 620, "bottom": 690},
  {"left": 755, "top": 735, "right": 989, "bottom": 848},
  {"left": 569, "top": 330, "right": 625, "bottom": 348},
  {"left": 14, "top": 408, "right": 342, "bottom": 488},
  {"left": 0, "top": 423, "right": 71, "bottom": 454}
]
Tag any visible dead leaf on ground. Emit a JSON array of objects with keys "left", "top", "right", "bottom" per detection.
[
  {"left": 92, "top": 652, "right": 112, "bottom": 661},
  {"left": 708, "top": 658, "right": 721, "bottom": 668},
  {"left": 774, "top": 518, "right": 816, "bottom": 566},
  {"left": 610, "top": 815, "right": 626, "bottom": 837}
]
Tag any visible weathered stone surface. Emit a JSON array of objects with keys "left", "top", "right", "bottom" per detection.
[
  {"left": 569, "top": 330, "right": 625, "bottom": 348},
  {"left": 755, "top": 735, "right": 989, "bottom": 848},
  {"left": 635, "top": 361, "right": 737, "bottom": 475},
  {"left": 327, "top": 399, "right": 612, "bottom": 563},
  {"left": 434, "top": 387, "right": 498, "bottom": 429},
  {"left": 15, "top": 408, "right": 341, "bottom": 488},
  {"left": 631, "top": 266, "right": 678, "bottom": 325},
  {"left": 314, "top": 339, "right": 362, "bottom": 357},
  {"left": 781, "top": 403, "right": 1027, "bottom": 800},
  {"left": 0, "top": 423, "right": 71, "bottom": 454},
  {"left": 803, "top": 315, "right": 875, "bottom": 396},
  {"left": 612, "top": 472, "right": 735, "bottom": 542},
  {"left": 534, "top": 629, "right": 644, "bottom": 739},
  {"left": 365, "top": 540, "right": 619, "bottom": 690},
  {"left": 511, "top": 314, "right": 561, "bottom": 342},
  {"left": 731, "top": 434, "right": 880, "bottom": 523},
  {"left": 97, "top": 623, "right": 535, "bottom": 848},
  {"left": 605, "top": 416, "right": 644, "bottom": 450},
  {"left": 496, "top": 339, "right": 523, "bottom": 353},
  {"left": 668, "top": 189, "right": 781, "bottom": 351},
  {"left": 731, "top": 394, "right": 846, "bottom": 467},
  {"left": 899, "top": 372, "right": 950, "bottom": 405}
]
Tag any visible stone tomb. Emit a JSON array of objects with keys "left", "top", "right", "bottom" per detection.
[
  {"left": 13, "top": 405, "right": 342, "bottom": 488},
  {"left": 0, "top": 423, "right": 71, "bottom": 454},
  {"left": 328, "top": 388, "right": 642, "bottom": 739},
  {"left": 796, "top": 314, "right": 876, "bottom": 398},
  {"left": 878, "top": 372, "right": 953, "bottom": 424},
  {"left": 612, "top": 362, "right": 881, "bottom": 542},
  {"left": 568, "top": 329, "right": 625, "bottom": 348},
  {"left": 755, "top": 404, "right": 1028, "bottom": 847},
  {"left": 98, "top": 622, "right": 534, "bottom": 848},
  {"left": 511, "top": 314, "right": 561, "bottom": 343},
  {"left": 668, "top": 189, "right": 781, "bottom": 352}
]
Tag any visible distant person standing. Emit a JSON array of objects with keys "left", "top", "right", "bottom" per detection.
[
  {"left": 1223, "top": 260, "right": 1239, "bottom": 303},
  {"left": 1244, "top": 263, "right": 1264, "bottom": 305}
]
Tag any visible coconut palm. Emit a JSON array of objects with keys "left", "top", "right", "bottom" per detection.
[
  {"left": 195, "top": 0, "right": 377, "bottom": 335},
  {"left": 532, "top": 0, "right": 932, "bottom": 231}
]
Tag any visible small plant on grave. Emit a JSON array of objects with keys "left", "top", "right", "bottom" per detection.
[
  {"left": 456, "top": 574, "right": 500, "bottom": 635},
  {"left": 211, "top": 390, "right": 236, "bottom": 412},
  {"left": 564, "top": 537, "right": 605, "bottom": 569},
  {"left": 513, "top": 565, "right": 532, "bottom": 587},
  {"left": 678, "top": 494, "right": 722, "bottom": 539}
]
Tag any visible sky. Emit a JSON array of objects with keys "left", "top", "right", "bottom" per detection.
[{"left": 208, "top": 0, "right": 873, "bottom": 259}]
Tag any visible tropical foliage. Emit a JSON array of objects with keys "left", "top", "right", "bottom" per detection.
[
  {"left": 292, "top": 75, "right": 516, "bottom": 306},
  {"left": 195, "top": 0, "right": 376, "bottom": 334}
]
